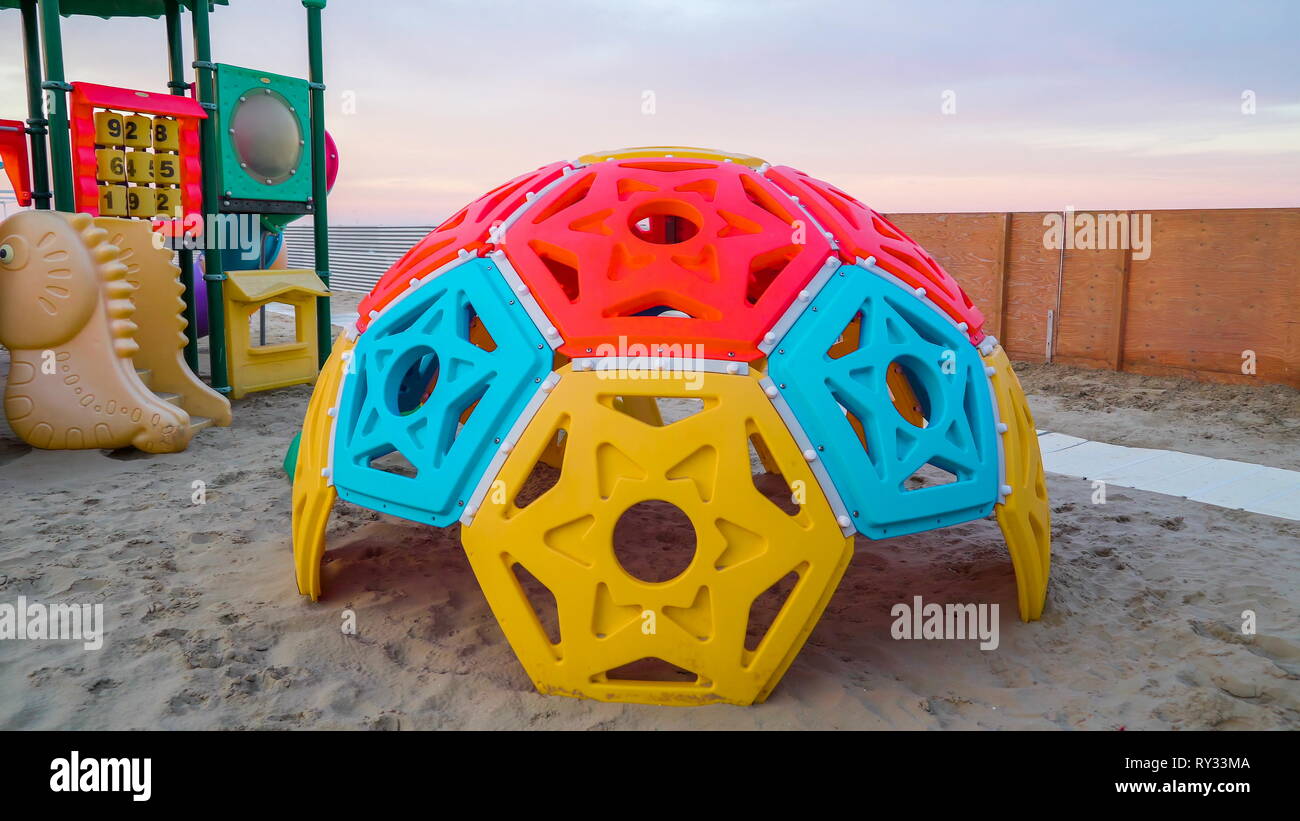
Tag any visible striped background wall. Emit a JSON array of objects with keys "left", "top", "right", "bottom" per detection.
[{"left": 284, "top": 223, "right": 433, "bottom": 293}]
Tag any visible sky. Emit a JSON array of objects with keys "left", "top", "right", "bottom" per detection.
[{"left": 1, "top": 0, "right": 1297, "bottom": 223}]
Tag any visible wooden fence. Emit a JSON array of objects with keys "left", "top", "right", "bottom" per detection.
[{"left": 886, "top": 208, "right": 1299, "bottom": 388}]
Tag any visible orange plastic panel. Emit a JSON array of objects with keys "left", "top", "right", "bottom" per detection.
[
  {"left": 0, "top": 119, "right": 32, "bottom": 207},
  {"left": 765, "top": 165, "right": 985, "bottom": 344},
  {"left": 503, "top": 159, "right": 834, "bottom": 361}
]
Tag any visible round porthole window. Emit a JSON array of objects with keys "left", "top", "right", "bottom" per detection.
[{"left": 230, "top": 88, "right": 303, "bottom": 186}]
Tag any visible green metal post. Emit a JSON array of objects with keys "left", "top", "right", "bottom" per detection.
[
  {"left": 191, "top": 0, "right": 230, "bottom": 393},
  {"left": 164, "top": 0, "right": 200, "bottom": 373},
  {"left": 20, "top": 0, "right": 52, "bottom": 209},
  {"left": 37, "top": 0, "right": 74, "bottom": 211},
  {"left": 304, "top": 0, "right": 332, "bottom": 366}
]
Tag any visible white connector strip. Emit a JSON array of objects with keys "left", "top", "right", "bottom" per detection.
[
  {"left": 757, "top": 376, "right": 857, "bottom": 537},
  {"left": 489, "top": 250, "right": 564, "bottom": 350},
  {"left": 757, "top": 254, "right": 842, "bottom": 354},
  {"left": 981, "top": 350, "right": 1010, "bottom": 505},
  {"left": 458, "top": 372, "right": 563, "bottom": 526},
  {"left": 322, "top": 348, "right": 353, "bottom": 489},
  {"left": 570, "top": 356, "right": 750, "bottom": 377}
]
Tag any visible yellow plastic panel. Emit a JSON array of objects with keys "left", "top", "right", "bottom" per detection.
[
  {"left": 748, "top": 429, "right": 781, "bottom": 474},
  {"left": 153, "top": 187, "right": 179, "bottom": 218},
  {"left": 93, "top": 110, "right": 124, "bottom": 146},
  {"left": 612, "top": 394, "right": 662, "bottom": 426},
  {"left": 123, "top": 113, "right": 152, "bottom": 148},
  {"left": 151, "top": 116, "right": 180, "bottom": 151},
  {"left": 95, "top": 148, "right": 126, "bottom": 182},
  {"left": 985, "top": 345, "right": 1050, "bottom": 621},
  {"left": 578, "top": 145, "right": 768, "bottom": 169},
  {"left": 154, "top": 153, "right": 180, "bottom": 186},
  {"left": 126, "top": 151, "right": 154, "bottom": 184},
  {"left": 97, "top": 184, "right": 128, "bottom": 216},
  {"left": 461, "top": 367, "right": 854, "bottom": 706},
  {"left": 292, "top": 333, "right": 354, "bottom": 599},
  {"left": 224, "top": 268, "right": 328, "bottom": 303},
  {"left": 127, "top": 187, "right": 156, "bottom": 218}
]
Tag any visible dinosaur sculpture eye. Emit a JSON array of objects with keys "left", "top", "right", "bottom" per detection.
[{"left": 0, "top": 243, "right": 13, "bottom": 264}]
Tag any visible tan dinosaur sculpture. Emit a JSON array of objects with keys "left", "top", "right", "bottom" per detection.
[{"left": 0, "top": 210, "right": 228, "bottom": 452}]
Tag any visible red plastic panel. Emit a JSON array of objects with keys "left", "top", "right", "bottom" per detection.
[
  {"left": 0, "top": 119, "right": 32, "bottom": 206},
  {"left": 503, "top": 159, "right": 833, "bottom": 361},
  {"left": 356, "top": 161, "right": 570, "bottom": 331},
  {"left": 765, "top": 165, "right": 985, "bottom": 344}
]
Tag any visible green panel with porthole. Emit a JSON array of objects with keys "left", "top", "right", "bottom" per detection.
[{"left": 213, "top": 63, "right": 313, "bottom": 205}]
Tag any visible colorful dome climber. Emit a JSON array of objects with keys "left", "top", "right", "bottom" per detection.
[{"left": 291, "top": 146, "right": 1051, "bottom": 707}]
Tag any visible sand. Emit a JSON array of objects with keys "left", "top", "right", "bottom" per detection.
[
  {"left": 1, "top": 300, "right": 1297, "bottom": 730},
  {"left": 1015, "top": 363, "right": 1300, "bottom": 471}
]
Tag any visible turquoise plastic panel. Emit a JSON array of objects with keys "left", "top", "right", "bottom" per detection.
[
  {"left": 332, "top": 257, "right": 551, "bottom": 526},
  {"left": 213, "top": 63, "right": 313, "bottom": 205},
  {"left": 768, "top": 263, "right": 999, "bottom": 538}
]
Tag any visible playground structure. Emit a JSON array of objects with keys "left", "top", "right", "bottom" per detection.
[
  {"left": 0, "top": 0, "right": 334, "bottom": 452},
  {"left": 292, "top": 146, "right": 1052, "bottom": 706}
]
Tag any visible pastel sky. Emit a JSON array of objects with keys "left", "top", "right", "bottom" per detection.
[{"left": 1, "top": 0, "right": 1297, "bottom": 223}]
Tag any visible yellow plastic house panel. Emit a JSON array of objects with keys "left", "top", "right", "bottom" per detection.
[{"left": 222, "top": 268, "right": 328, "bottom": 399}]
